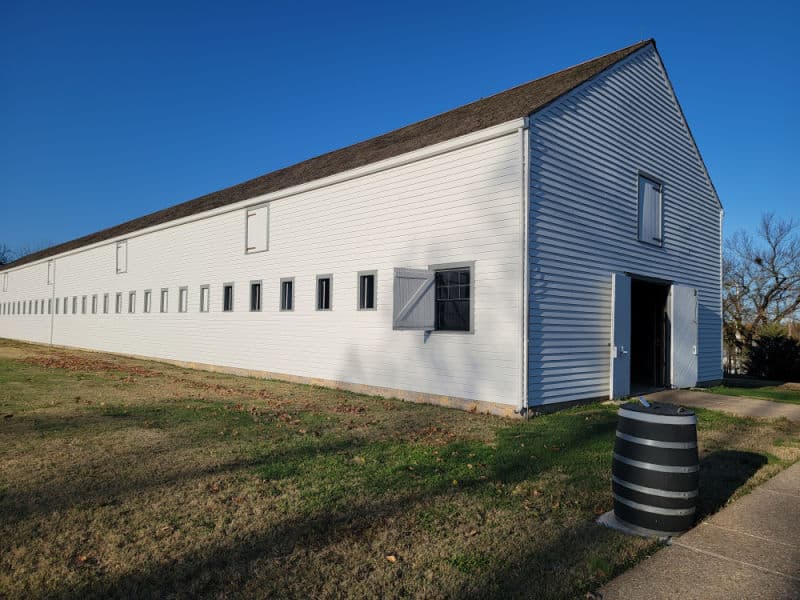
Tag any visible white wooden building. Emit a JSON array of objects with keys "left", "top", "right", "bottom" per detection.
[{"left": 0, "top": 40, "right": 722, "bottom": 416}]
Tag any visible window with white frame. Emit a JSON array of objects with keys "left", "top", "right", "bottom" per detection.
[
  {"left": 82, "top": 296, "right": 87, "bottom": 314},
  {"left": 245, "top": 205, "right": 269, "bottom": 253},
  {"left": 358, "top": 271, "right": 376, "bottom": 310},
  {"left": 250, "top": 280, "right": 262, "bottom": 311},
  {"left": 638, "top": 175, "right": 663, "bottom": 246},
  {"left": 179, "top": 287, "right": 188, "bottom": 313},
  {"left": 103, "top": 293, "right": 109, "bottom": 314},
  {"left": 116, "top": 240, "right": 128, "bottom": 273},
  {"left": 72, "top": 296, "right": 77, "bottom": 314},
  {"left": 200, "top": 285, "right": 210, "bottom": 313},
  {"left": 280, "top": 278, "right": 294, "bottom": 311},
  {"left": 160, "top": 288, "right": 168, "bottom": 313},
  {"left": 55, "top": 297, "right": 60, "bottom": 314},
  {"left": 47, "top": 260, "right": 55, "bottom": 285},
  {"left": 92, "top": 295, "right": 98, "bottom": 314},
  {"left": 115, "top": 293, "right": 122, "bottom": 314},
  {"left": 128, "top": 291, "right": 136, "bottom": 313},
  {"left": 316, "top": 275, "right": 332, "bottom": 311},
  {"left": 143, "top": 290, "right": 151, "bottom": 313}
]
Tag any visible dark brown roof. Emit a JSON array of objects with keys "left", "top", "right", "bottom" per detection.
[{"left": 2, "top": 39, "right": 653, "bottom": 271}]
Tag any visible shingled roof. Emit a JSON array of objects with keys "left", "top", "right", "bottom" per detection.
[{"left": 2, "top": 39, "right": 653, "bottom": 271}]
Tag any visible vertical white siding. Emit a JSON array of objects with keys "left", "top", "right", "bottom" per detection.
[
  {"left": 528, "top": 46, "right": 722, "bottom": 405},
  {"left": 0, "top": 127, "right": 524, "bottom": 407}
]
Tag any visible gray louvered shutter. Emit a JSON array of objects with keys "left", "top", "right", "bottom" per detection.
[
  {"left": 638, "top": 177, "right": 662, "bottom": 244},
  {"left": 393, "top": 268, "right": 435, "bottom": 330}
]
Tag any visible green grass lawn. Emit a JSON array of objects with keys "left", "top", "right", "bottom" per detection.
[
  {"left": 706, "top": 383, "right": 800, "bottom": 405},
  {"left": 1, "top": 340, "right": 798, "bottom": 599}
]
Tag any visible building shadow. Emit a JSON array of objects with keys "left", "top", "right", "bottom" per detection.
[{"left": 697, "top": 450, "right": 768, "bottom": 518}]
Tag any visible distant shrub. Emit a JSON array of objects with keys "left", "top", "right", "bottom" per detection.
[{"left": 745, "top": 324, "right": 800, "bottom": 380}]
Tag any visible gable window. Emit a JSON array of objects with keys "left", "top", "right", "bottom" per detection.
[
  {"left": 434, "top": 266, "right": 472, "bottom": 332},
  {"left": 200, "top": 285, "right": 210, "bottom": 313},
  {"left": 143, "top": 290, "right": 151, "bottom": 313},
  {"left": 223, "top": 283, "right": 234, "bottom": 312},
  {"left": 250, "top": 280, "right": 262, "bottom": 312},
  {"left": 280, "top": 278, "right": 294, "bottom": 311},
  {"left": 103, "top": 293, "right": 109, "bottom": 314},
  {"left": 2, "top": 273, "right": 7, "bottom": 292},
  {"left": 179, "top": 287, "right": 188, "bottom": 313},
  {"left": 245, "top": 205, "right": 269, "bottom": 253},
  {"left": 92, "top": 295, "right": 98, "bottom": 314},
  {"left": 116, "top": 240, "right": 128, "bottom": 273},
  {"left": 160, "top": 288, "right": 169, "bottom": 313},
  {"left": 47, "top": 260, "right": 55, "bottom": 285},
  {"left": 638, "top": 175, "right": 663, "bottom": 246},
  {"left": 128, "top": 291, "right": 136, "bottom": 313},
  {"left": 316, "top": 275, "right": 332, "bottom": 311},
  {"left": 358, "top": 271, "right": 376, "bottom": 310},
  {"left": 115, "top": 293, "right": 122, "bottom": 314}
]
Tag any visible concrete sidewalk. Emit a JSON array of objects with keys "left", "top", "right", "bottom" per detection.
[
  {"left": 598, "top": 461, "right": 800, "bottom": 599},
  {"left": 645, "top": 389, "right": 800, "bottom": 422}
]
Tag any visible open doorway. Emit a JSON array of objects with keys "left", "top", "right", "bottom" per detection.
[{"left": 630, "top": 278, "right": 670, "bottom": 394}]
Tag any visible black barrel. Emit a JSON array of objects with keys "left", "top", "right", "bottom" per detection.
[{"left": 612, "top": 402, "right": 699, "bottom": 535}]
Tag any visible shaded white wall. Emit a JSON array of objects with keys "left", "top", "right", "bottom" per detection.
[{"left": 528, "top": 45, "right": 722, "bottom": 405}]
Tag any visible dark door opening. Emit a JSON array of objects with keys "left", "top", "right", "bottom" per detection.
[{"left": 630, "top": 278, "right": 670, "bottom": 394}]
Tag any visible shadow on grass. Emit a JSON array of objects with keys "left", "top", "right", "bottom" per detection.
[
  {"left": 697, "top": 450, "right": 768, "bottom": 518},
  {"left": 40, "top": 409, "right": 620, "bottom": 599}
]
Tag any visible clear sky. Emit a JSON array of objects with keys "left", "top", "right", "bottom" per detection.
[{"left": 1, "top": 0, "right": 797, "bottom": 252}]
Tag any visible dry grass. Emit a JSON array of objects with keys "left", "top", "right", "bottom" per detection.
[{"left": 1, "top": 339, "right": 798, "bottom": 599}]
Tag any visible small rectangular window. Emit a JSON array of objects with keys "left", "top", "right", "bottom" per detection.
[
  {"left": 143, "top": 290, "right": 151, "bottom": 313},
  {"left": 179, "top": 287, "right": 188, "bottom": 313},
  {"left": 280, "top": 278, "right": 294, "bottom": 311},
  {"left": 358, "top": 271, "right": 376, "bottom": 310},
  {"left": 72, "top": 296, "right": 77, "bottom": 314},
  {"left": 47, "top": 260, "right": 55, "bottom": 285},
  {"left": 316, "top": 275, "right": 332, "bottom": 311},
  {"left": 115, "top": 293, "right": 122, "bottom": 314},
  {"left": 638, "top": 175, "right": 663, "bottom": 246},
  {"left": 200, "top": 285, "right": 210, "bottom": 312},
  {"left": 82, "top": 296, "right": 87, "bottom": 314},
  {"left": 92, "top": 295, "right": 98, "bottom": 314},
  {"left": 245, "top": 205, "right": 269, "bottom": 253},
  {"left": 103, "top": 293, "right": 109, "bottom": 314},
  {"left": 116, "top": 240, "right": 128, "bottom": 273},
  {"left": 34, "top": 300, "right": 38, "bottom": 315},
  {"left": 128, "top": 291, "right": 135, "bottom": 313},
  {"left": 2, "top": 273, "right": 7, "bottom": 292},
  {"left": 434, "top": 267, "right": 472, "bottom": 332},
  {"left": 55, "top": 297, "right": 60, "bottom": 314},
  {"left": 250, "top": 280, "right": 262, "bottom": 311},
  {"left": 160, "top": 288, "right": 168, "bottom": 313},
  {"left": 223, "top": 283, "right": 234, "bottom": 312}
]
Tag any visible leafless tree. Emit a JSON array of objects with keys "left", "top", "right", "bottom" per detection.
[
  {"left": 724, "top": 213, "right": 800, "bottom": 372},
  {"left": 0, "top": 243, "right": 15, "bottom": 266}
]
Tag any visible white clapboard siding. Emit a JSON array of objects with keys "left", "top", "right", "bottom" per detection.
[
  {"left": 528, "top": 44, "right": 722, "bottom": 405},
  {"left": 0, "top": 127, "right": 525, "bottom": 407}
]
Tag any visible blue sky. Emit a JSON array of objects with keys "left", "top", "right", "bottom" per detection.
[{"left": 1, "top": 0, "right": 797, "bottom": 251}]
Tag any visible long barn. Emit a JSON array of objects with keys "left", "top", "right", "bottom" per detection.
[{"left": 0, "top": 39, "right": 722, "bottom": 416}]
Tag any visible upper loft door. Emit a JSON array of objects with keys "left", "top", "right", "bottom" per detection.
[
  {"left": 610, "top": 272, "right": 631, "bottom": 399},
  {"left": 670, "top": 284, "right": 698, "bottom": 388}
]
